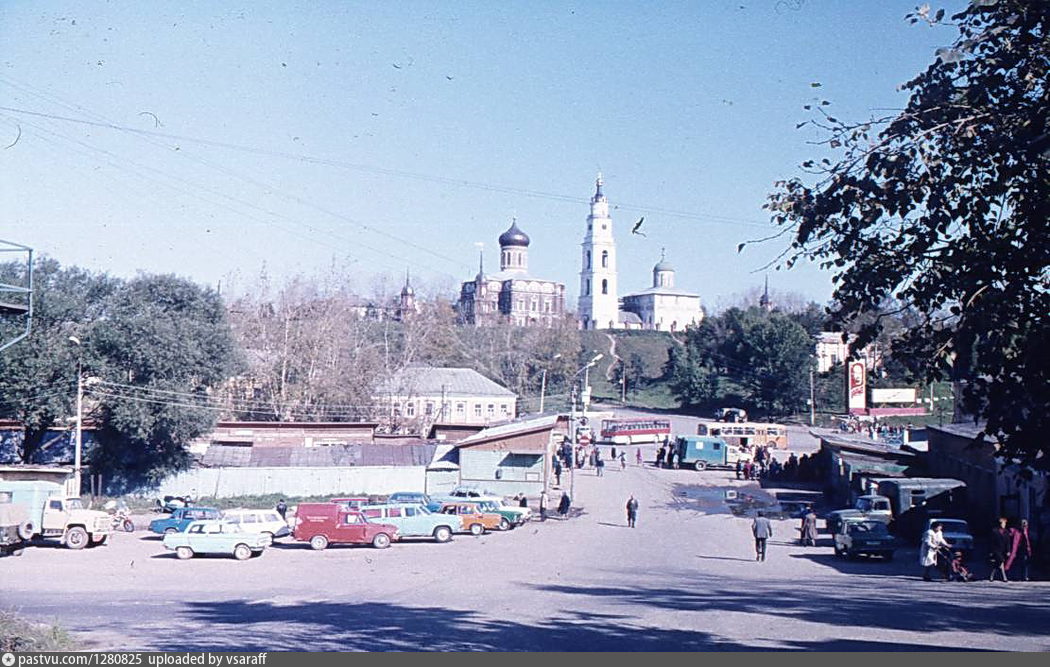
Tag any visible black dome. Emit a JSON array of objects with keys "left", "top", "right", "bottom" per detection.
[{"left": 498, "top": 220, "right": 530, "bottom": 248}]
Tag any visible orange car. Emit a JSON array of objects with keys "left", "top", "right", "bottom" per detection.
[{"left": 437, "top": 502, "right": 503, "bottom": 535}]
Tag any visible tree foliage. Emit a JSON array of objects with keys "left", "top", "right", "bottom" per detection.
[
  {"left": 766, "top": 0, "right": 1049, "bottom": 464},
  {"left": 669, "top": 307, "right": 815, "bottom": 416}
]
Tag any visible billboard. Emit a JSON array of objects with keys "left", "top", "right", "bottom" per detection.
[
  {"left": 872, "top": 388, "right": 918, "bottom": 404},
  {"left": 847, "top": 362, "right": 866, "bottom": 411}
]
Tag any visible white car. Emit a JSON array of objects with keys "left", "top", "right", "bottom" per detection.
[{"left": 219, "top": 508, "right": 290, "bottom": 545}]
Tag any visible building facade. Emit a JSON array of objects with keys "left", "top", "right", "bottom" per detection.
[
  {"left": 578, "top": 175, "right": 620, "bottom": 330},
  {"left": 620, "top": 254, "right": 703, "bottom": 332},
  {"left": 375, "top": 366, "right": 518, "bottom": 433},
  {"left": 458, "top": 220, "right": 566, "bottom": 327}
]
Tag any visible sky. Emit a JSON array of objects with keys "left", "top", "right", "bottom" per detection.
[{"left": 1, "top": 1, "right": 964, "bottom": 311}]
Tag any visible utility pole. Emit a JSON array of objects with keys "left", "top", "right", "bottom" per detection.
[
  {"left": 809, "top": 369, "right": 816, "bottom": 426},
  {"left": 539, "top": 369, "right": 548, "bottom": 414}
]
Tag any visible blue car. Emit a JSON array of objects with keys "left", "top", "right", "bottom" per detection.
[
  {"left": 387, "top": 491, "right": 432, "bottom": 506},
  {"left": 359, "top": 503, "right": 462, "bottom": 542},
  {"left": 149, "top": 507, "right": 221, "bottom": 535}
]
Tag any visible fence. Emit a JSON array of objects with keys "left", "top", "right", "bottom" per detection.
[{"left": 155, "top": 466, "right": 426, "bottom": 499}]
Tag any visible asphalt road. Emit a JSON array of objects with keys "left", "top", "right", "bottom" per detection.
[{"left": 3, "top": 446, "right": 1048, "bottom": 652}]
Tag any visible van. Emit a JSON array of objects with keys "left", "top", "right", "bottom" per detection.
[
  {"left": 675, "top": 436, "right": 751, "bottom": 471},
  {"left": 220, "top": 508, "right": 290, "bottom": 544},
  {"left": 292, "top": 503, "right": 399, "bottom": 550}
]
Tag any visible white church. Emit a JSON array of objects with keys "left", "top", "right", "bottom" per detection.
[{"left": 577, "top": 175, "right": 704, "bottom": 332}]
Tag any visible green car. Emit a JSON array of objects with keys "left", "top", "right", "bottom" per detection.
[
  {"left": 163, "top": 520, "right": 269, "bottom": 560},
  {"left": 833, "top": 519, "right": 898, "bottom": 560},
  {"left": 474, "top": 500, "right": 529, "bottom": 530}
]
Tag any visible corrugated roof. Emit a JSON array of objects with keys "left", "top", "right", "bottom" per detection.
[
  {"left": 376, "top": 367, "right": 516, "bottom": 398},
  {"left": 455, "top": 415, "right": 559, "bottom": 448}
]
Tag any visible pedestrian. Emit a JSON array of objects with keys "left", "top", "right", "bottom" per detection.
[
  {"left": 656, "top": 445, "right": 666, "bottom": 468},
  {"left": 666, "top": 447, "right": 676, "bottom": 469},
  {"left": 743, "top": 460, "right": 753, "bottom": 480},
  {"left": 596, "top": 454, "right": 605, "bottom": 477},
  {"left": 619, "top": 452, "right": 626, "bottom": 470},
  {"left": 1007, "top": 519, "right": 1033, "bottom": 581},
  {"left": 635, "top": 448, "right": 642, "bottom": 466},
  {"left": 921, "top": 521, "right": 951, "bottom": 581},
  {"left": 611, "top": 446, "right": 617, "bottom": 461},
  {"left": 275, "top": 499, "right": 288, "bottom": 521},
  {"left": 626, "top": 494, "right": 639, "bottom": 528},
  {"left": 558, "top": 491, "right": 571, "bottom": 517},
  {"left": 539, "top": 489, "right": 549, "bottom": 522},
  {"left": 554, "top": 459, "right": 562, "bottom": 487},
  {"left": 752, "top": 513, "right": 773, "bottom": 562},
  {"left": 989, "top": 517, "right": 1011, "bottom": 581},
  {"left": 800, "top": 509, "right": 819, "bottom": 547},
  {"left": 518, "top": 493, "right": 528, "bottom": 508}
]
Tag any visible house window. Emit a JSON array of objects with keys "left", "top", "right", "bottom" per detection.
[
  {"left": 601, "top": 250, "right": 608, "bottom": 268},
  {"left": 406, "top": 402, "right": 416, "bottom": 417},
  {"left": 456, "top": 402, "right": 466, "bottom": 418},
  {"left": 474, "top": 404, "right": 482, "bottom": 417},
  {"left": 425, "top": 401, "right": 434, "bottom": 416},
  {"left": 501, "top": 404, "right": 509, "bottom": 416},
  {"left": 487, "top": 404, "right": 495, "bottom": 418}
]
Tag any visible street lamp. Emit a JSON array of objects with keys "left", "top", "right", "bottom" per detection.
[{"left": 567, "top": 353, "right": 604, "bottom": 505}]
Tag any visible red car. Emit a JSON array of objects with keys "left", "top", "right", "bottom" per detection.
[{"left": 293, "top": 503, "right": 398, "bottom": 550}]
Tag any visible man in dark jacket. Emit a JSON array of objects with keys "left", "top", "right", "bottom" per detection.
[
  {"left": 752, "top": 513, "right": 773, "bottom": 562},
  {"left": 626, "top": 495, "right": 639, "bottom": 528}
]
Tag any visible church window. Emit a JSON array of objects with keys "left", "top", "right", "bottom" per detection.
[
  {"left": 601, "top": 251, "right": 608, "bottom": 268},
  {"left": 585, "top": 279, "right": 590, "bottom": 296},
  {"left": 531, "top": 299, "right": 538, "bottom": 312},
  {"left": 585, "top": 251, "right": 591, "bottom": 269},
  {"left": 602, "top": 279, "right": 608, "bottom": 295}
]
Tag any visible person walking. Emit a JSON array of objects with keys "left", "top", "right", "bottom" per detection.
[
  {"left": 735, "top": 459, "right": 742, "bottom": 480},
  {"left": 619, "top": 452, "right": 626, "bottom": 471},
  {"left": 539, "top": 489, "right": 549, "bottom": 522},
  {"left": 275, "top": 499, "right": 288, "bottom": 522},
  {"left": 1007, "top": 519, "right": 1033, "bottom": 581},
  {"left": 752, "top": 513, "right": 773, "bottom": 561},
  {"left": 518, "top": 493, "right": 528, "bottom": 508},
  {"left": 626, "top": 495, "right": 639, "bottom": 528},
  {"left": 553, "top": 459, "right": 562, "bottom": 487},
  {"left": 635, "top": 448, "right": 643, "bottom": 466},
  {"left": 558, "top": 491, "right": 571, "bottom": 517},
  {"left": 989, "top": 517, "right": 1011, "bottom": 582},
  {"left": 655, "top": 445, "right": 666, "bottom": 468},
  {"left": 921, "top": 521, "right": 951, "bottom": 581},
  {"left": 800, "top": 509, "right": 819, "bottom": 547}
]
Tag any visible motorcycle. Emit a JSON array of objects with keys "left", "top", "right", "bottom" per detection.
[{"left": 103, "top": 499, "right": 135, "bottom": 532}]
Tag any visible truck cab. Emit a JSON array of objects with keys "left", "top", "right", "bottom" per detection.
[
  {"left": 0, "top": 480, "right": 112, "bottom": 549},
  {"left": 675, "top": 436, "right": 751, "bottom": 471}
]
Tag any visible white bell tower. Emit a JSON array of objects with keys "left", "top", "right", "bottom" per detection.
[{"left": 578, "top": 174, "right": 619, "bottom": 329}]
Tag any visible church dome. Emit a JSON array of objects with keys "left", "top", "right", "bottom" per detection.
[
  {"left": 654, "top": 258, "right": 674, "bottom": 273},
  {"left": 498, "top": 220, "right": 530, "bottom": 248}
]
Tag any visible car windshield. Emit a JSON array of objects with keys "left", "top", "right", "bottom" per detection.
[
  {"left": 938, "top": 520, "right": 969, "bottom": 533},
  {"left": 848, "top": 522, "right": 888, "bottom": 535}
]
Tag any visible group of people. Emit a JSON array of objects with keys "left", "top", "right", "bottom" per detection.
[
  {"left": 922, "top": 517, "right": 1034, "bottom": 582},
  {"left": 838, "top": 416, "right": 911, "bottom": 443},
  {"left": 534, "top": 489, "right": 573, "bottom": 521}
]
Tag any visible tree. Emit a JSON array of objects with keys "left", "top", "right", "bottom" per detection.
[
  {"left": 0, "top": 258, "right": 118, "bottom": 462},
  {"left": 87, "top": 275, "right": 241, "bottom": 488},
  {"left": 766, "top": 0, "right": 1049, "bottom": 464}
]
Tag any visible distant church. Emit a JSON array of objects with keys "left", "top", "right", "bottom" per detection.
[
  {"left": 457, "top": 220, "right": 567, "bottom": 327},
  {"left": 578, "top": 175, "right": 704, "bottom": 332}
]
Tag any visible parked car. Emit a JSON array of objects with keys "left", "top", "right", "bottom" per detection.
[
  {"left": 386, "top": 492, "right": 432, "bottom": 506},
  {"left": 163, "top": 520, "right": 269, "bottom": 560},
  {"left": 833, "top": 519, "right": 898, "bottom": 560},
  {"left": 435, "top": 502, "right": 503, "bottom": 535},
  {"left": 473, "top": 500, "right": 527, "bottom": 530},
  {"left": 359, "top": 503, "right": 461, "bottom": 542},
  {"left": 220, "top": 508, "right": 290, "bottom": 545},
  {"left": 149, "top": 507, "right": 221, "bottom": 535},
  {"left": 824, "top": 495, "right": 893, "bottom": 535},
  {"left": 293, "top": 502, "right": 399, "bottom": 550},
  {"left": 433, "top": 488, "right": 532, "bottom": 525},
  {"left": 924, "top": 517, "right": 974, "bottom": 553}
]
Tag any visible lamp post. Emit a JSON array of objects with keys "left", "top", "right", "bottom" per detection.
[
  {"left": 568, "top": 353, "right": 603, "bottom": 505},
  {"left": 539, "top": 353, "right": 562, "bottom": 414}
]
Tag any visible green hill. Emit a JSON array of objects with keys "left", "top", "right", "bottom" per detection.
[{"left": 579, "top": 330, "right": 681, "bottom": 410}]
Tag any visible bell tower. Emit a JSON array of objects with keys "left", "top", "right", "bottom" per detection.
[{"left": 578, "top": 174, "right": 619, "bottom": 329}]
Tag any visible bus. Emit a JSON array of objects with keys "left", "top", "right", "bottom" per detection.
[
  {"left": 599, "top": 418, "right": 672, "bottom": 445},
  {"left": 695, "top": 421, "right": 789, "bottom": 450}
]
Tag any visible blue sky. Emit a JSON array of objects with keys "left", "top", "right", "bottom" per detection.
[{"left": 1, "top": 1, "right": 962, "bottom": 311}]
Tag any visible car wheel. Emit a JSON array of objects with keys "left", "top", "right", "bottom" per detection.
[
  {"left": 694, "top": 461, "right": 707, "bottom": 471},
  {"left": 65, "top": 526, "right": 89, "bottom": 550},
  {"left": 176, "top": 546, "right": 194, "bottom": 560},
  {"left": 433, "top": 526, "right": 452, "bottom": 543},
  {"left": 469, "top": 523, "right": 484, "bottom": 536},
  {"left": 309, "top": 535, "right": 329, "bottom": 551},
  {"left": 372, "top": 533, "right": 392, "bottom": 549},
  {"left": 833, "top": 545, "right": 844, "bottom": 558},
  {"left": 233, "top": 544, "right": 252, "bottom": 561},
  {"left": 164, "top": 527, "right": 178, "bottom": 535},
  {"left": 17, "top": 521, "right": 34, "bottom": 541},
  {"left": 498, "top": 518, "right": 511, "bottom": 531}
]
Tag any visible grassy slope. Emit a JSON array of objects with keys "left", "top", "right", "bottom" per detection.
[{"left": 580, "top": 330, "right": 680, "bottom": 410}]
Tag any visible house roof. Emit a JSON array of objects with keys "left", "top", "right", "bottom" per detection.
[
  {"left": 201, "top": 443, "right": 439, "bottom": 468},
  {"left": 376, "top": 367, "right": 516, "bottom": 399},
  {"left": 814, "top": 429, "right": 916, "bottom": 459},
  {"left": 454, "top": 415, "right": 559, "bottom": 448},
  {"left": 621, "top": 286, "right": 700, "bottom": 299}
]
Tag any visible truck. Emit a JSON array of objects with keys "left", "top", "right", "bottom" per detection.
[
  {"left": 0, "top": 480, "right": 112, "bottom": 549},
  {"left": 0, "top": 490, "right": 32, "bottom": 556},
  {"left": 874, "top": 477, "right": 967, "bottom": 539},
  {"left": 673, "top": 435, "right": 752, "bottom": 471},
  {"left": 824, "top": 494, "right": 893, "bottom": 535}
]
